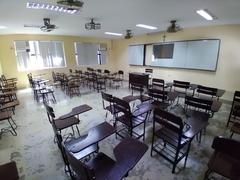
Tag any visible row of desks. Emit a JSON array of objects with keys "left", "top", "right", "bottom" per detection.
[
  {"left": 60, "top": 102, "right": 209, "bottom": 151},
  {"left": 166, "top": 82, "right": 225, "bottom": 99},
  {"left": 128, "top": 72, "right": 226, "bottom": 99}
]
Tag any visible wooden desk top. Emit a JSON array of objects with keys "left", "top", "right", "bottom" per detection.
[
  {"left": 0, "top": 161, "right": 19, "bottom": 180},
  {"left": 184, "top": 111, "right": 209, "bottom": 139},
  {"left": 59, "top": 104, "right": 92, "bottom": 119},
  {"left": 70, "top": 122, "right": 116, "bottom": 153},
  {"left": 107, "top": 138, "right": 148, "bottom": 180},
  {"left": 132, "top": 103, "right": 153, "bottom": 117},
  {"left": 114, "top": 138, "right": 148, "bottom": 164}
]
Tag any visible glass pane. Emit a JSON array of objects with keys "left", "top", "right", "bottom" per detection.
[{"left": 75, "top": 43, "right": 99, "bottom": 66}]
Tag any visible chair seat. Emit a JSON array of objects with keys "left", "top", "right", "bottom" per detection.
[
  {"left": 54, "top": 117, "right": 80, "bottom": 130},
  {"left": 186, "top": 110, "right": 210, "bottom": 121},
  {"left": 116, "top": 115, "right": 145, "bottom": 128},
  {"left": 86, "top": 152, "right": 115, "bottom": 180},
  {"left": 122, "top": 95, "right": 139, "bottom": 103},
  {"left": 154, "top": 127, "right": 190, "bottom": 147},
  {"left": 65, "top": 135, "right": 98, "bottom": 160},
  {"left": 152, "top": 100, "right": 169, "bottom": 110},
  {"left": 175, "top": 90, "right": 192, "bottom": 98},
  {"left": 137, "top": 95, "right": 151, "bottom": 102},
  {"left": 208, "top": 152, "right": 240, "bottom": 179},
  {"left": 0, "top": 161, "right": 19, "bottom": 180}
]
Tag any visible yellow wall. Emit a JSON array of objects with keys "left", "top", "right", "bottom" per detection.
[
  {"left": 111, "top": 24, "right": 240, "bottom": 99},
  {"left": 1, "top": 25, "right": 240, "bottom": 100},
  {"left": 0, "top": 34, "right": 114, "bottom": 88}
]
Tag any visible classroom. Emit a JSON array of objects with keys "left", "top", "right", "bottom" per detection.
[{"left": 0, "top": 0, "right": 240, "bottom": 180}]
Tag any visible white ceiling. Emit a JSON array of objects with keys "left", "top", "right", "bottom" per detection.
[{"left": 0, "top": 0, "right": 240, "bottom": 39}]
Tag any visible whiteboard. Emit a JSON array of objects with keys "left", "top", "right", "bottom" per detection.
[
  {"left": 151, "top": 39, "right": 220, "bottom": 71},
  {"left": 128, "top": 45, "right": 144, "bottom": 65}
]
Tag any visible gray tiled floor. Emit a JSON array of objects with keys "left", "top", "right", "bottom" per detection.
[{"left": 0, "top": 83, "right": 238, "bottom": 180}]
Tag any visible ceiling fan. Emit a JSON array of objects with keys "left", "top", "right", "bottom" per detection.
[
  {"left": 167, "top": 20, "right": 182, "bottom": 33},
  {"left": 24, "top": 18, "right": 57, "bottom": 32},
  {"left": 57, "top": 0, "right": 84, "bottom": 8},
  {"left": 125, "top": 30, "right": 133, "bottom": 39},
  {"left": 85, "top": 19, "right": 101, "bottom": 30}
]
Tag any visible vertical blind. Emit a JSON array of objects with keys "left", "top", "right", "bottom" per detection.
[
  {"left": 14, "top": 40, "right": 66, "bottom": 71},
  {"left": 74, "top": 42, "right": 107, "bottom": 66}
]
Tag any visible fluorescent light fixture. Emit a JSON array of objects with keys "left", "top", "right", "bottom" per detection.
[
  {"left": 136, "top": 24, "right": 157, "bottom": 30},
  {"left": 26, "top": 2, "right": 80, "bottom": 14},
  {"left": 0, "top": 26, "right": 7, "bottom": 29},
  {"left": 105, "top": 32, "right": 123, "bottom": 36},
  {"left": 196, "top": 9, "right": 214, "bottom": 20}
]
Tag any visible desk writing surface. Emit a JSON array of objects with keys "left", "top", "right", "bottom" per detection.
[
  {"left": 70, "top": 122, "right": 115, "bottom": 153},
  {"left": 107, "top": 138, "right": 148, "bottom": 180},
  {"left": 184, "top": 111, "right": 209, "bottom": 139},
  {"left": 59, "top": 104, "right": 92, "bottom": 119}
]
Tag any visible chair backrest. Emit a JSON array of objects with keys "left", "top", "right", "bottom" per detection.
[
  {"left": 232, "top": 91, "right": 240, "bottom": 117},
  {"left": 131, "top": 83, "right": 144, "bottom": 95},
  {"left": 44, "top": 103, "right": 55, "bottom": 123},
  {"left": 197, "top": 85, "right": 217, "bottom": 97},
  {"left": 104, "top": 69, "right": 110, "bottom": 74},
  {"left": 152, "top": 78, "right": 165, "bottom": 90},
  {"left": 52, "top": 71, "right": 56, "bottom": 82},
  {"left": 63, "top": 145, "right": 95, "bottom": 180},
  {"left": 27, "top": 73, "right": 34, "bottom": 87},
  {"left": 112, "top": 97, "right": 131, "bottom": 118},
  {"left": 185, "top": 95, "right": 212, "bottom": 113},
  {"left": 148, "top": 88, "right": 168, "bottom": 102},
  {"left": 173, "top": 80, "right": 190, "bottom": 91},
  {"left": 87, "top": 67, "right": 94, "bottom": 72},
  {"left": 101, "top": 91, "right": 113, "bottom": 109},
  {"left": 154, "top": 109, "right": 184, "bottom": 142},
  {"left": 118, "top": 70, "right": 124, "bottom": 75},
  {"left": 145, "top": 68, "right": 153, "bottom": 74},
  {"left": 233, "top": 91, "right": 240, "bottom": 104},
  {"left": 44, "top": 104, "right": 73, "bottom": 169},
  {"left": 1, "top": 75, "right": 7, "bottom": 81}
]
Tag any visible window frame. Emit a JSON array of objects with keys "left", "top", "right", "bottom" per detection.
[
  {"left": 14, "top": 40, "right": 67, "bottom": 72},
  {"left": 74, "top": 42, "right": 107, "bottom": 67}
]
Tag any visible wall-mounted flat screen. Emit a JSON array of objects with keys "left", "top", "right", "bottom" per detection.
[{"left": 153, "top": 44, "right": 174, "bottom": 59}]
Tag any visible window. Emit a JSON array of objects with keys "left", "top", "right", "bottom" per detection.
[
  {"left": 14, "top": 40, "right": 66, "bottom": 71},
  {"left": 74, "top": 42, "right": 107, "bottom": 66}
]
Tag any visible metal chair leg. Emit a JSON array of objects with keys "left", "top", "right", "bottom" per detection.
[
  {"left": 8, "top": 119, "right": 17, "bottom": 136},
  {"left": 75, "top": 125, "right": 80, "bottom": 136}
]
